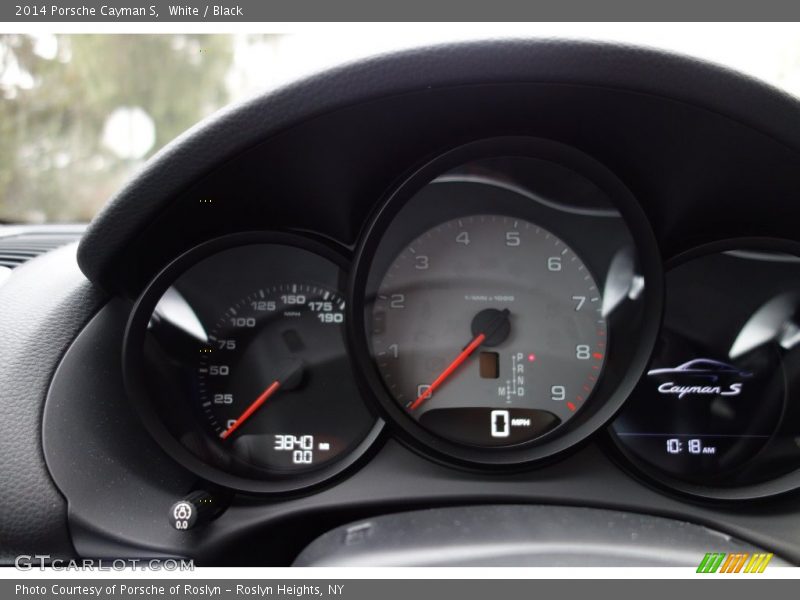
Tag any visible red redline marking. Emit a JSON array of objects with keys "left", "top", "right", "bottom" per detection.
[
  {"left": 592, "top": 352, "right": 603, "bottom": 359},
  {"left": 220, "top": 380, "right": 281, "bottom": 440},
  {"left": 409, "top": 333, "right": 486, "bottom": 411},
  {"left": 583, "top": 385, "right": 590, "bottom": 392},
  {"left": 567, "top": 402, "right": 577, "bottom": 412}
]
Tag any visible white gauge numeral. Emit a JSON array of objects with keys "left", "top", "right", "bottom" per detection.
[
  {"left": 572, "top": 296, "right": 586, "bottom": 311},
  {"left": 414, "top": 255, "right": 429, "bottom": 270},
  {"left": 309, "top": 301, "right": 333, "bottom": 311},
  {"left": 456, "top": 231, "right": 470, "bottom": 245},
  {"left": 505, "top": 231, "right": 520, "bottom": 246},
  {"left": 551, "top": 385, "right": 566, "bottom": 401},
  {"left": 547, "top": 256, "right": 562, "bottom": 271},
  {"left": 230, "top": 317, "right": 256, "bottom": 327},
  {"left": 576, "top": 345, "right": 591, "bottom": 360},
  {"left": 388, "top": 344, "right": 399, "bottom": 358},
  {"left": 213, "top": 393, "right": 233, "bottom": 404},
  {"left": 390, "top": 294, "right": 405, "bottom": 309},
  {"left": 281, "top": 294, "right": 306, "bottom": 305},
  {"left": 216, "top": 339, "right": 236, "bottom": 350},
  {"left": 316, "top": 312, "right": 343, "bottom": 323},
  {"left": 250, "top": 300, "right": 276, "bottom": 311},
  {"left": 209, "top": 365, "right": 229, "bottom": 376}
]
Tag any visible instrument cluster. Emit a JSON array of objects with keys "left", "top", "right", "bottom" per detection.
[{"left": 123, "top": 137, "right": 800, "bottom": 499}]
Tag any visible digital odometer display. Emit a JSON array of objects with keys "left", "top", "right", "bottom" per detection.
[{"left": 369, "top": 214, "right": 608, "bottom": 447}]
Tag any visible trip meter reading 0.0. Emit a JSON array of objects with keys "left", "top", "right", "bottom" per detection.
[
  {"left": 198, "top": 282, "right": 372, "bottom": 473},
  {"left": 369, "top": 215, "right": 608, "bottom": 447}
]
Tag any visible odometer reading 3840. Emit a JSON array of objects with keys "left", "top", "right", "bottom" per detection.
[{"left": 369, "top": 215, "right": 607, "bottom": 447}]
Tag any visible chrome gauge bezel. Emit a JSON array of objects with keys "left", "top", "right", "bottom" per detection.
[
  {"left": 123, "top": 231, "right": 383, "bottom": 495},
  {"left": 607, "top": 237, "right": 800, "bottom": 501},
  {"left": 347, "top": 137, "right": 664, "bottom": 470}
]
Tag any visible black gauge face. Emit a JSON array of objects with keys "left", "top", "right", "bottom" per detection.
[
  {"left": 611, "top": 243, "right": 800, "bottom": 495},
  {"left": 125, "top": 235, "right": 380, "bottom": 493},
  {"left": 351, "top": 138, "right": 662, "bottom": 468},
  {"left": 198, "top": 283, "right": 365, "bottom": 473},
  {"left": 370, "top": 215, "right": 607, "bottom": 447}
]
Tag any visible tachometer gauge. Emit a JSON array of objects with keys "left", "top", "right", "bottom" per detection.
[
  {"left": 349, "top": 137, "right": 662, "bottom": 468},
  {"left": 124, "top": 233, "right": 381, "bottom": 494},
  {"left": 370, "top": 215, "right": 607, "bottom": 447}
]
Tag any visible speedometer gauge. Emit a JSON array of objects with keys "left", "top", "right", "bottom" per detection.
[
  {"left": 370, "top": 215, "right": 607, "bottom": 447},
  {"left": 199, "top": 283, "right": 358, "bottom": 472},
  {"left": 124, "top": 233, "right": 381, "bottom": 494},
  {"left": 349, "top": 137, "right": 662, "bottom": 468}
]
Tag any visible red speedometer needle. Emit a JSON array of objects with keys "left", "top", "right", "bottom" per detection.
[
  {"left": 408, "top": 333, "right": 486, "bottom": 411},
  {"left": 220, "top": 380, "right": 281, "bottom": 440}
]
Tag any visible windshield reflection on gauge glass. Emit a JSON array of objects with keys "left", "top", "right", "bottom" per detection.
[{"left": 611, "top": 246, "right": 800, "bottom": 488}]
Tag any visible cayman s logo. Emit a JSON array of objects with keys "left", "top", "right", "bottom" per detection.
[{"left": 648, "top": 359, "right": 753, "bottom": 399}]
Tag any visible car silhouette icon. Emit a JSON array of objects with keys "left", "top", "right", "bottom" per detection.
[{"left": 647, "top": 358, "right": 753, "bottom": 382}]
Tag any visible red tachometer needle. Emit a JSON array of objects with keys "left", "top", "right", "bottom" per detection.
[
  {"left": 408, "top": 333, "right": 486, "bottom": 411},
  {"left": 220, "top": 380, "right": 281, "bottom": 440}
]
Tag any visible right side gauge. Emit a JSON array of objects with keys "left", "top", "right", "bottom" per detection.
[{"left": 610, "top": 240, "right": 800, "bottom": 499}]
